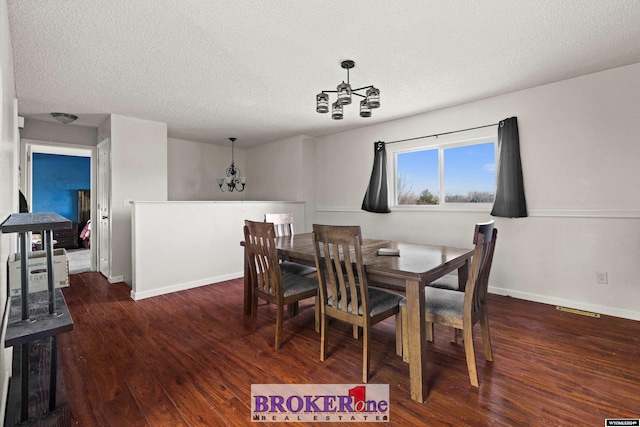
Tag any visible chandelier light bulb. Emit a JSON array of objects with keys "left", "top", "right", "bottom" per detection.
[
  {"left": 316, "top": 92, "right": 329, "bottom": 113},
  {"left": 336, "top": 82, "right": 352, "bottom": 105},
  {"left": 332, "top": 102, "right": 344, "bottom": 120},
  {"left": 360, "top": 99, "right": 372, "bottom": 118},
  {"left": 366, "top": 87, "right": 380, "bottom": 109}
]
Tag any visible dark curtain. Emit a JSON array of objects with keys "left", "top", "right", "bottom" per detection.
[
  {"left": 361, "top": 141, "right": 390, "bottom": 213},
  {"left": 491, "top": 117, "right": 528, "bottom": 218}
]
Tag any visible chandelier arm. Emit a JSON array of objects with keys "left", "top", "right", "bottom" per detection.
[{"left": 351, "top": 85, "right": 375, "bottom": 92}]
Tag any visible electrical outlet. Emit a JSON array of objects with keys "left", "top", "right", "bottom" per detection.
[{"left": 596, "top": 271, "right": 608, "bottom": 284}]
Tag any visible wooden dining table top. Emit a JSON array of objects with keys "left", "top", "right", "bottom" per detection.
[{"left": 274, "top": 233, "right": 474, "bottom": 290}]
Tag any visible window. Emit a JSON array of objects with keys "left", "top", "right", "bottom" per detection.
[{"left": 393, "top": 136, "right": 496, "bottom": 207}]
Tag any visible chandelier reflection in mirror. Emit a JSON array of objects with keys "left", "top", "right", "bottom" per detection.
[
  {"left": 217, "top": 137, "right": 246, "bottom": 192},
  {"left": 316, "top": 60, "right": 380, "bottom": 120}
]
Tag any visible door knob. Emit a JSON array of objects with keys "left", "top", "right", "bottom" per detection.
[{"left": 102, "top": 216, "right": 108, "bottom": 220}]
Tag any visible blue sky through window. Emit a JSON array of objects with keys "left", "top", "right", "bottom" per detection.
[
  {"left": 444, "top": 143, "right": 495, "bottom": 195},
  {"left": 397, "top": 142, "right": 495, "bottom": 202}
]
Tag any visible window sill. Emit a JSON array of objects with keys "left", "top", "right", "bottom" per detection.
[{"left": 392, "top": 203, "right": 493, "bottom": 212}]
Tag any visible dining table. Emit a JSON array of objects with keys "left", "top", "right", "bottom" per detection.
[{"left": 242, "top": 232, "right": 474, "bottom": 403}]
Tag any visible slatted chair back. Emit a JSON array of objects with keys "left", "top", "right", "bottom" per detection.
[
  {"left": 244, "top": 220, "right": 283, "bottom": 303},
  {"left": 264, "top": 213, "right": 317, "bottom": 278},
  {"left": 265, "top": 213, "right": 294, "bottom": 237},
  {"left": 312, "top": 224, "right": 367, "bottom": 324},
  {"left": 465, "top": 222, "right": 498, "bottom": 323}
]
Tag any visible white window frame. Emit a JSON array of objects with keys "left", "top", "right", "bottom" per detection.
[{"left": 388, "top": 130, "right": 498, "bottom": 211}]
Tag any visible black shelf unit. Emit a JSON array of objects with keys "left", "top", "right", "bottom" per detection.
[{"left": 1, "top": 213, "right": 74, "bottom": 426}]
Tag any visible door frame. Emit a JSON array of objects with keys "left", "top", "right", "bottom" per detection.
[
  {"left": 21, "top": 138, "right": 97, "bottom": 270},
  {"left": 97, "top": 138, "right": 112, "bottom": 280}
]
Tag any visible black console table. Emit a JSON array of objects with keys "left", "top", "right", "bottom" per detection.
[{"left": 1, "top": 213, "right": 74, "bottom": 426}]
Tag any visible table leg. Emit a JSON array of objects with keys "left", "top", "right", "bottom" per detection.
[
  {"left": 406, "top": 278, "right": 427, "bottom": 403},
  {"left": 243, "top": 246, "right": 252, "bottom": 315}
]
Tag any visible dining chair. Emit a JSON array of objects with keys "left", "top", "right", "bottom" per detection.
[
  {"left": 312, "top": 224, "right": 405, "bottom": 383},
  {"left": 428, "top": 220, "right": 496, "bottom": 292},
  {"left": 401, "top": 222, "right": 498, "bottom": 387},
  {"left": 244, "top": 220, "right": 319, "bottom": 351},
  {"left": 265, "top": 213, "right": 317, "bottom": 278}
]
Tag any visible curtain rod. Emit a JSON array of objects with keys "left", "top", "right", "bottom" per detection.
[{"left": 384, "top": 122, "right": 501, "bottom": 145}]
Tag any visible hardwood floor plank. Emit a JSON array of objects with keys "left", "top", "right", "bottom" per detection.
[
  {"left": 58, "top": 273, "right": 640, "bottom": 426},
  {"left": 123, "top": 369, "right": 189, "bottom": 426}
]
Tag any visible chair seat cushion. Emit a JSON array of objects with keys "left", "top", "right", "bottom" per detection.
[
  {"left": 368, "top": 288, "right": 405, "bottom": 317},
  {"left": 331, "top": 287, "right": 405, "bottom": 317},
  {"left": 280, "top": 261, "right": 317, "bottom": 277},
  {"left": 398, "top": 287, "right": 463, "bottom": 319},
  {"left": 428, "top": 274, "right": 460, "bottom": 291},
  {"left": 425, "top": 287, "right": 464, "bottom": 319},
  {"left": 282, "top": 272, "right": 318, "bottom": 298}
]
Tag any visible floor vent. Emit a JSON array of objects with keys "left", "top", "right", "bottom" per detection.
[{"left": 556, "top": 306, "right": 600, "bottom": 318}]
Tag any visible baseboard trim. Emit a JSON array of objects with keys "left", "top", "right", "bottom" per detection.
[
  {"left": 489, "top": 286, "right": 640, "bottom": 321},
  {"left": 130, "top": 272, "right": 244, "bottom": 300},
  {"left": 107, "top": 275, "right": 124, "bottom": 284}
]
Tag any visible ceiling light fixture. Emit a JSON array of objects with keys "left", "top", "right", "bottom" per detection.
[
  {"left": 316, "top": 60, "right": 380, "bottom": 120},
  {"left": 217, "top": 137, "right": 246, "bottom": 192},
  {"left": 51, "top": 112, "right": 78, "bottom": 124}
]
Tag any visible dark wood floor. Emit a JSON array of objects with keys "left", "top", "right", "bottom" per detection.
[{"left": 59, "top": 272, "right": 640, "bottom": 426}]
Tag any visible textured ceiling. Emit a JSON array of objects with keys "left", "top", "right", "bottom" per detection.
[{"left": 8, "top": 1, "right": 640, "bottom": 148}]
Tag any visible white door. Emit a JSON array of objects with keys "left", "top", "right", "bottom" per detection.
[{"left": 97, "top": 139, "right": 111, "bottom": 278}]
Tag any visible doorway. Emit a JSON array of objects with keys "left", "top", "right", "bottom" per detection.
[{"left": 23, "top": 139, "right": 96, "bottom": 273}]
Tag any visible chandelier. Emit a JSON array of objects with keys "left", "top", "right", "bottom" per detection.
[
  {"left": 217, "top": 137, "right": 246, "bottom": 192},
  {"left": 316, "top": 60, "right": 380, "bottom": 120}
]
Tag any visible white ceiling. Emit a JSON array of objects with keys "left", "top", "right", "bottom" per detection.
[{"left": 8, "top": 1, "right": 640, "bottom": 148}]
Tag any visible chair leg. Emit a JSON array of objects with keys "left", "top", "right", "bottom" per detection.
[
  {"left": 314, "top": 297, "right": 320, "bottom": 333},
  {"left": 320, "top": 313, "right": 328, "bottom": 362},
  {"left": 353, "top": 325, "right": 361, "bottom": 339},
  {"left": 362, "top": 325, "right": 370, "bottom": 383},
  {"left": 275, "top": 303, "right": 284, "bottom": 351},
  {"left": 449, "top": 327, "right": 457, "bottom": 343},
  {"left": 426, "top": 322, "right": 434, "bottom": 342},
  {"left": 401, "top": 306, "right": 409, "bottom": 363},
  {"left": 395, "top": 313, "right": 402, "bottom": 357},
  {"left": 462, "top": 326, "right": 479, "bottom": 387},
  {"left": 251, "top": 294, "right": 259, "bottom": 332},
  {"left": 480, "top": 310, "right": 493, "bottom": 361},
  {"left": 287, "top": 302, "right": 299, "bottom": 319}
]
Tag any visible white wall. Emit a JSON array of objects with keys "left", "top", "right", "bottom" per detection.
[
  {"left": 308, "top": 62, "right": 640, "bottom": 320},
  {"left": 0, "top": 0, "right": 18, "bottom": 419},
  {"left": 246, "top": 135, "right": 318, "bottom": 230},
  {"left": 167, "top": 137, "right": 247, "bottom": 201},
  {"left": 131, "top": 201, "right": 306, "bottom": 299},
  {"left": 20, "top": 118, "right": 97, "bottom": 147},
  {"left": 100, "top": 114, "right": 168, "bottom": 283}
]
